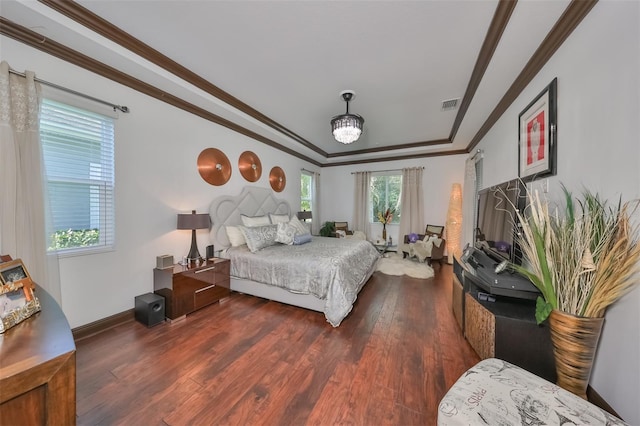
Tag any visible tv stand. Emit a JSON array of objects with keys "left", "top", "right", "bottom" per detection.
[
  {"left": 462, "top": 247, "right": 540, "bottom": 300},
  {"left": 452, "top": 256, "right": 556, "bottom": 382}
]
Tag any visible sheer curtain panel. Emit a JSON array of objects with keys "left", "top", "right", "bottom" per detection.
[
  {"left": 462, "top": 157, "right": 478, "bottom": 250},
  {"left": 398, "top": 167, "right": 424, "bottom": 240},
  {"left": 0, "top": 62, "right": 60, "bottom": 301},
  {"left": 353, "top": 171, "right": 371, "bottom": 236},
  {"left": 311, "top": 171, "right": 320, "bottom": 235}
]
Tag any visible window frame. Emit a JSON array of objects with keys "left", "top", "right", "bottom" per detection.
[
  {"left": 40, "top": 96, "right": 116, "bottom": 257},
  {"left": 300, "top": 171, "right": 313, "bottom": 212},
  {"left": 369, "top": 172, "right": 402, "bottom": 224}
]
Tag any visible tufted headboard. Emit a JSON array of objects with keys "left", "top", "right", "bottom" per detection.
[{"left": 209, "top": 186, "right": 292, "bottom": 249}]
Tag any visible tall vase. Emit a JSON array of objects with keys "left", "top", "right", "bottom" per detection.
[
  {"left": 382, "top": 224, "right": 387, "bottom": 241},
  {"left": 548, "top": 309, "right": 604, "bottom": 399}
]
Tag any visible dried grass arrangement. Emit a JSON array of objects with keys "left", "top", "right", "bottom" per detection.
[{"left": 511, "top": 186, "right": 640, "bottom": 324}]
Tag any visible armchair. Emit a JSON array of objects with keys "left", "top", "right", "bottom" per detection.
[
  {"left": 332, "top": 221, "right": 353, "bottom": 238},
  {"left": 401, "top": 224, "right": 446, "bottom": 266}
]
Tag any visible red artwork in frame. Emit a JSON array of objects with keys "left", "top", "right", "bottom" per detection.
[{"left": 519, "top": 78, "right": 557, "bottom": 181}]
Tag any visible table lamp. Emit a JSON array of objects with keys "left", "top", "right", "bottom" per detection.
[{"left": 177, "top": 210, "right": 210, "bottom": 263}]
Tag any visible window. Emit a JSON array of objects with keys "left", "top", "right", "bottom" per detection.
[
  {"left": 370, "top": 173, "right": 402, "bottom": 223},
  {"left": 300, "top": 172, "right": 313, "bottom": 211},
  {"left": 40, "top": 98, "right": 115, "bottom": 254}
]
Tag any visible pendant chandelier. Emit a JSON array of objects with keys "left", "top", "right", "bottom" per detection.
[{"left": 331, "top": 90, "right": 364, "bottom": 144}]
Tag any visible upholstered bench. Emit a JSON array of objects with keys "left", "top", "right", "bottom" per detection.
[{"left": 438, "top": 358, "right": 627, "bottom": 426}]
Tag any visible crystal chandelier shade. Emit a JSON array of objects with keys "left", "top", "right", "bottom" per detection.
[{"left": 331, "top": 90, "right": 364, "bottom": 144}]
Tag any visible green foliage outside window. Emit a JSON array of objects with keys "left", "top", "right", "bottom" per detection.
[
  {"left": 370, "top": 175, "right": 402, "bottom": 223},
  {"left": 301, "top": 173, "right": 312, "bottom": 211},
  {"left": 49, "top": 229, "right": 100, "bottom": 251}
]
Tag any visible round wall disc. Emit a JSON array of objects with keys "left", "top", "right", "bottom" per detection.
[
  {"left": 238, "top": 151, "right": 262, "bottom": 182},
  {"left": 269, "top": 166, "right": 286, "bottom": 192},
  {"left": 197, "top": 148, "right": 231, "bottom": 186}
]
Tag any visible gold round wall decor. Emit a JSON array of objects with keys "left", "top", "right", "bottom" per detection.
[
  {"left": 197, "top": 148, "right": 231, "bottom": 186},
  {"left": 238, "top": 151, "right": 262, "bottom": 182},
  {"left": 269, "top": 166, "right": 286, "bottom": 192}
]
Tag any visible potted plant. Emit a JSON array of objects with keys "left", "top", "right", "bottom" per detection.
[
  {"left": 510, "top": 186, "right": 640, "bottom": 398},
  {"left": 319, "top": 221, "right": 335, "bottom": 237}
]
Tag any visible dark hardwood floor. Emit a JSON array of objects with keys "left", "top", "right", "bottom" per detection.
[{"left": 75, "top": 265, "right": 480, "bottom": 425}]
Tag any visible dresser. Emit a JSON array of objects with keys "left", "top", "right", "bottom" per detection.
[
  {"left": 0, "top": 284, "right": 76, "bottom": 425},
  {"left": 153, "top": 258, "right": 230, "bottom": 320}
]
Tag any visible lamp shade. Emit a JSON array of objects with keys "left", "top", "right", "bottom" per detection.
[
  {"left": 446, "top": 183, "right": 463, "bottom": 264},
  {"left": 297, "top": 211, "right": 312, "bottom": 221},
  {"left": 177, "top": 210, "right": 210, "bottom": 230}
]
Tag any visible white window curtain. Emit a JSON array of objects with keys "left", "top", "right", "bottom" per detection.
[
  {"left": 311, "top": 171, "right": 320, "bottom": 236},
  {"left": 0, "top": 61, "right": 61, "bottom": 302},
  {"left": 353, "top": 171, "right": 370, "bottom": 235},
  {"left": 398, "top": 167, "right": 424, "bottom": 240},
  {"left": 462, "top": 155, "right": 480, "bottom": 250}
]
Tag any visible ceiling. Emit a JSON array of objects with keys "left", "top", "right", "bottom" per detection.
[{"left": 1, "top": 0, "right": 589, "bottom": 166}]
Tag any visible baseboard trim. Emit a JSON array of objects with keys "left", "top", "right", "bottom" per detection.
[
  {"left": 587, "top": 385, "right": 621, "bottom": 420},
  {"left": 72, "top": 309, "right": 135, "bottom": 342}
]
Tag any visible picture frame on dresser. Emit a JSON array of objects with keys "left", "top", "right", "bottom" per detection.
[
  {"left": 0, "top": 258, "right": 41, "bottom": 333},
  {"left": 518, "top": 78, "right": 557, "bottom": 182}
]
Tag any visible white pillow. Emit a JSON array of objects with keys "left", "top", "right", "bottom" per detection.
[
  {"left": 275, "top": 222, "right": 297, "bottom": 245},
  {"left": 269, "top": 213, "right": 290, "bottom": 224},
  {"left": 225, "top": 225, "right": 246, "bottom": 247},
  {"left": 241, "top": 214, "right": 271, "bottom": 227},
  {"left": 288, "top": 215, "right": 308, "bottom": 235}
]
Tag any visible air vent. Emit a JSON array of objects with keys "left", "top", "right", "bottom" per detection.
[{"left": 441, "top": 98, "right": 460, "bottom": 111}]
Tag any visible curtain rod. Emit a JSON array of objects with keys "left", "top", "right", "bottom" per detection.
[
  {"left": 301, "top": 168, "right": 318, "bottom": 174},
  {"left": 350, "top": 166, "right": 424, "bottom": 175},
  {"left": 470, "top": 149, "right": 484, "bottom": 161},
  {"left": 8, "top": 69, "right": 130, "bottom": 113}
]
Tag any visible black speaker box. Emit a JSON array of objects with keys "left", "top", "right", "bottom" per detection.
[
  {"left": 206, "top": 244, "right": 214, "bottom": 259},
  {"left": 134, "top": 293, "right": 165, "bottom": 327}
]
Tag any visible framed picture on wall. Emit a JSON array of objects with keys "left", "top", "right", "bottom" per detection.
[{"left": 518, "top": 78, "right": 557, "bottom": 181}]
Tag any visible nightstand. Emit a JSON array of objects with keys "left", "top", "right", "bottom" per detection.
[{"left": 153, "top": 258, "right": 230, "bottom": 321}]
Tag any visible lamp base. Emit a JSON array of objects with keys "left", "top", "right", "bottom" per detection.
[{"left": 185, "top": 229, "right": 202, "bottom": 265}]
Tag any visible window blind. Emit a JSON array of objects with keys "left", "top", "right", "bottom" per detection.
[{"left": 40, "top": 98, "right": 115, "bottom": 252}]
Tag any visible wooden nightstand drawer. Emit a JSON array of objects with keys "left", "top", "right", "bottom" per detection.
[
  {"left": 182, "top": 262, "right": 230, "bottom": 288},
  {"left": 194, "top": 284, "right": 230, "bottom": 310}
]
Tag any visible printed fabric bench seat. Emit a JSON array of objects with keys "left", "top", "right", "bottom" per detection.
[{"left": 438, "top": 358, "right": 627, "bottom": 426}]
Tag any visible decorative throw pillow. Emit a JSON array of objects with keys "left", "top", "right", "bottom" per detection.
[
  {"left": 225, "top": 225, "right": 246, "bottom": 247},
  {"left": 241, "top": 214, "right": 271, "bottom": 227},
  {"left": 293, "top": 233, "right": 312, "bottom": 245},
  {"left": 269, "top": 213, "right": 290, "bottom": 224},
  {"left": 239, "top": 224, "right": 278, "bottom": 253},
  {"left": 275, "top": 222, "right": 297, "bottom": 245},
  {"left": 288, "top": 215, "right": 308, "bottom": 235}
]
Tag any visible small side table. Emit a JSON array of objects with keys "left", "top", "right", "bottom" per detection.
[
  {"left": 153, "top": 258, "right": 230, "bottom": 321},
  {"left": 373, "top": 244, "right": 398, "bottom": 256}
]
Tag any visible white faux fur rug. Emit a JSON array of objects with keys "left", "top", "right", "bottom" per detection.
[{"left": 375, "top": 253, "right": 434, "bottom": 279}]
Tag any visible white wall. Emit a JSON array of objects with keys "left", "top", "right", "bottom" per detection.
[
  {"left": 476, "top": 2, "right": 639, "bottom": 422},
  {"left": 319, "top": 155, "right": 466, "bottom": 245},
  {"left": 1, "top": 36, "right": 320, "bottom": 328}
]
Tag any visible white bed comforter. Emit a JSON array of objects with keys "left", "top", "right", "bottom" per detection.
[{"left": 227, "top": 237, "right": 380, "bottom": 326}]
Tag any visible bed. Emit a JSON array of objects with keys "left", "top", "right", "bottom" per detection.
[{"left": 209, "top": 186, "right": 380, "bottom": 326}]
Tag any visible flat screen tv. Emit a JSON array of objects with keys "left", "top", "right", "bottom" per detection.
[{"left": 475, "top": 179, "right": 527, "bottom": 266}]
